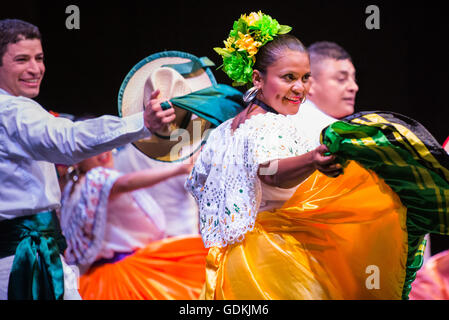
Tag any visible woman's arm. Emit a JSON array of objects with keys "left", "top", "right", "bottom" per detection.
[
  {"left": 109, "top": 163, "right": 192, "bottom": 198},
  {"left": 258, "top": 145, "right": 342, "bottom": 189}
]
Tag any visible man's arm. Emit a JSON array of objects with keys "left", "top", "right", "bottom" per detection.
[{"left": 0, "top": 96, "right": 158, "bottom": 164}]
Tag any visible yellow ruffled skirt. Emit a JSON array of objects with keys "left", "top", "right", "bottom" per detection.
[{"left": 202, "top": 161, "right": 409, "bottom": 299}]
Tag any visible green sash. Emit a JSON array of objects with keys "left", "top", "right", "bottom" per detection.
[{"left": 0, "top": 211, "right": 67, "bottom": 300}]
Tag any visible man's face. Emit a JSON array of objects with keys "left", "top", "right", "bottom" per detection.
[
  {"left": 0, "top": 38, "right": 45, "bottom": 98},
  {"left": 308, "top": 58, "right": 358, "bottom": 119}
]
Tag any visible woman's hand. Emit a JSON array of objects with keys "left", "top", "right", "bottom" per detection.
[
  {"left": 258, "top": 144, "right": 343, "bottom": 188},
  {"left": 310, "top": 145, "right": 343, "bottom": 178}
]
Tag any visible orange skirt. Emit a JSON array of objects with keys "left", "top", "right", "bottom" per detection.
[
  {"left": 202, "top": 161, "right": 408, "bottom": 299},
  {"left": 79, "top": 235, "right": 209, "bottom": 300}
]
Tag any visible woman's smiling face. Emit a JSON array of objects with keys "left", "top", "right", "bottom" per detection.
[{"left": 254, "top": 49, "right": 311, "bottom": 115}]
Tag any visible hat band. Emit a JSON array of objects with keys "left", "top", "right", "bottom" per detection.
[{"left": 162, "top": 56, "right": 215, "bottom": 76}]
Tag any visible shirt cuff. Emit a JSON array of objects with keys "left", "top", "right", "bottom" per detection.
[{"left": 122, "top": 111, "right": 152, "bottom": 139}]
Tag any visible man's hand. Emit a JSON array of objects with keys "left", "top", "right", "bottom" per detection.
[{"left": 143, "top": 89, "right": 176, "bottom": 133}]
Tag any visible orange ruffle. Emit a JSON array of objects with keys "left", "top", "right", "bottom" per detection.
[
  {"left": 79, "top": 235, "right": 208, "bottom": 300},
  {"left": 202, "top": 161, "right": 409, "bottom": 299}
]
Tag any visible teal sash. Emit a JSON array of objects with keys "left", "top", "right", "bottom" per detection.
[
  {"left": 160, "top": 84, "right": 244, "bottom": 127},
  {"left": 0, "top": 211, "right": 67, "bottom": 300}
]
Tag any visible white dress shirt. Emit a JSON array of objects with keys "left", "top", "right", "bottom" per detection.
[
  {"left": 294, "top": 99, "right": 338, "bottom": 148},
  {"left": 0, "top": 88, "right": 151, "bottom": 220}
]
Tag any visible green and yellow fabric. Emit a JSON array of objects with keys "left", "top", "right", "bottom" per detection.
[{"left": 322, "top": 111, "right": 449, "bottom": 299}]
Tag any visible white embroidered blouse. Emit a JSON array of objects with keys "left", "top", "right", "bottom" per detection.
[
  {"left": 60, "top": 167, "right": 166, "bottom": 269},
  {"left": 185, "top": 112, "right": 315, "bottom": 248}
]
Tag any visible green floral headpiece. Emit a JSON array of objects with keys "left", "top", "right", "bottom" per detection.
[{"left": 214, "top": 11, "right": 292, "bottom": 87}]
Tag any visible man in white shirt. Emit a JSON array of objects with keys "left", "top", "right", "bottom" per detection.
[
  {"left": 0, "top": 19, "right": 174, "bottom": 300},
  {"left": 296, "top": 41, "right": 358, "bottom": 147},
  {"left": 298, "top": 42, "right": 440, "bottom": 269}
]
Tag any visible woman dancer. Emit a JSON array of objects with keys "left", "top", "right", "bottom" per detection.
[
  {"left": 60, "top": 146, "right": 208, "bottom": 300},
  {"left": 186, "top": 11, "right": 449, "bottom": 299}
]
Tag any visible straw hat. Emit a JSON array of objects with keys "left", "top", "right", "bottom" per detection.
[{"left": 118, "top": 51, "right": 217, "bottom": 162}]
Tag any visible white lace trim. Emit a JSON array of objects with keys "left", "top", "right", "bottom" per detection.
[{"left": 186, "top": 112, "right": 314, "bottom": 248}]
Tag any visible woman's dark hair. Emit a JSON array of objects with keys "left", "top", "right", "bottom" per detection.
[
  {"left": 253, "top": 34, "right": 308, "bottom": 74},
  {"left": 0, "top": 19, "right": 41, "bottom": 66}
]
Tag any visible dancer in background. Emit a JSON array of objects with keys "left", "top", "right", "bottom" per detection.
[
  {"left": 0, "top": 18, "right": 173, "bottom": 300},
  {"left": 301, "top": 40, "right": 436, "bottom": 270},
  {"left": 59, "top": 145, "right": 208, "bottom": 299},
  {"left": 294, "top": 41, "right": 358, "bottom": 147}
]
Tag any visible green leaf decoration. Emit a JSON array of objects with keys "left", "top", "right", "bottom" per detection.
[
  {"left": 278, "top": 25, "right": 292, "bottom": 34},
  {"left": 214, "top": 11, "right": 292, "bottom": 86},
  {"left": 232, "top": 81, "right": 247, "bottom": 87},
  {"left": 234, "top": 18, "right": 248, "bottom": 34},
  {"left": 214, "top": 47, "right": 232, "bottom": 57}
]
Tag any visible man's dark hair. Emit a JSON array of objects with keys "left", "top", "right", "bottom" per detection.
[
  {"left": 0, "top": 19, "right": 41, "bottom": 66},
  {"left": 307, "top": 41, "right": 352, "bottom": 79},
  {"left": 308, "top": 41, "right": 352, "bottom": 63}
]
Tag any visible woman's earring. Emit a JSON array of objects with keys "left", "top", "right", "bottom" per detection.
[
  {"left": 301, "top": 96, "right": 307, "bottom": 104},
  {"left": 243, "top": 86, "right": 260, "bottom": 104}
]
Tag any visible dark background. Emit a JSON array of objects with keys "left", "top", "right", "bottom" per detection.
[{"left": 3, "top": 0, "right": 449, "bottom": 253}]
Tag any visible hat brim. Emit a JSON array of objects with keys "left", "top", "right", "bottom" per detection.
[{"left": 118, "top": 51, "right": 217, "bottom": 163}]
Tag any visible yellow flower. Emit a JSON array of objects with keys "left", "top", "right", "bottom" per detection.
[
  {"left": 242, "top": 11, "right": 263, "bottom": 26},
  {"left": 235, "top": 32, "right": 262, "bottom": 57},
  {"left": 224, "top": 36, "right": 235, "bottom": 52}
]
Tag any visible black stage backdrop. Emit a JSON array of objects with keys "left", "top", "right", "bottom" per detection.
[{"left": 2, "top": 0, "right": 449, "bottom": 253}]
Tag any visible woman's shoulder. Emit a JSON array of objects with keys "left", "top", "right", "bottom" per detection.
[
  {"left": 235, "top": 112, "right": 297, "bottom": 137},
  {"left": 244, "top": 112, "right": 315, "bottom": 160},
  {"left": 201, "top": 118, "right": 234, "bottom": 147}
]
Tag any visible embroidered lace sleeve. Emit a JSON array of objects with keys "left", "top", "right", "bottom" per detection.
[
  {"left": 185, "top": 113, "right": 314, "bottom": 248},
  {"left": 60, "top": 167, "right": 121, "bottom": 268}
]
